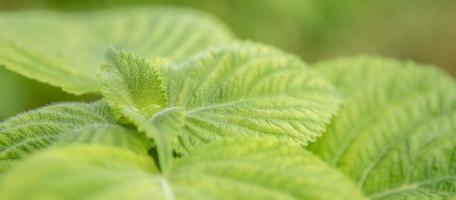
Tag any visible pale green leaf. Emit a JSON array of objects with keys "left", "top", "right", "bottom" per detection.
[
  {"left": 100, "top": 48, "right": 167, "bottom": 117},
  {"left": 0, "top": 145, "right": 161, "bottom": 200},
  {"left": 309, "top": 56, "right": 456, "bottom": 199},
  {"left": 100, "top": 43, "right": 341, "bottom": 154},
  {"left": 0, "top": 101, "right": 150, "bottom": 176},
  {"left": 101, "top": 48, "right": 185, "bottom": 172},
  {"left": 166, "top": 43, "right": 341, "bottom": 152},
  {"left": 0, "top": 7, "right": 234, "bottom": 94},
  {"left": 0, "top": 137, "right": 366, "bottom": 200}
]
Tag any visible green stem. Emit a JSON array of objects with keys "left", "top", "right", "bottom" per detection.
[{"left": 152, "top": 127, "right": 173, "bottom": 174}]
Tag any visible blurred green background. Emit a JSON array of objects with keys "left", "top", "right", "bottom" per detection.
[{"left": 0, "top": 0, "right": 455, "bottom": 120}]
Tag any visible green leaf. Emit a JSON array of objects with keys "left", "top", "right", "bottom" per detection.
[
  {"left": 100, "top": 43, "right": 341, "bottom": 155},
  {"left": 0, "top": 137, "right": 366, "bottom": 200},
  {"left": 309, "top": 56, "right": 456, "bottom": 199},
  {"left": 101, "top": 48, "right": 167, "bottom": 118},
  {"left": 0, "top": 145, "right": 161, "bottom": 200},
  {"left": 166, "top": 43, "right": 341, "bottom": 152},
  {"left": 0, "top": 7, "right": 234, "bottom": 94},
  {"left": 101, "top": 48, "right": 184, "bottom": 173},
  {"left": 0, "top": 101, "right": 150, "bottom": 176}
]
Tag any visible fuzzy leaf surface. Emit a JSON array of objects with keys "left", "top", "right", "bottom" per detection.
[
  {"left": 100, "top": 43, "right": 341, "bottom": 154},
  {"left": 100, "top": 48, "right": 167, "bottom": 117},
  {"left": 309, "top": 57, "right": 456, "bottom": 199},
  {"left": 0, "top": 101, "right": 150, "bottom": 176},
  {"left": 166, "top": 43, "right": 341, "bottom": 152}
]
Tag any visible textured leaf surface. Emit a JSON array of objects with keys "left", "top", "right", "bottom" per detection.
[
  {"left": 0, "top": 137, "right": 366, "bottom": 200},
  {"left": 309, "top": 57, "right": 456, "bottom": 199},
  {"left": 101, "top": 48, "right": 167, "bottom": 117},
  {"left": 0, "top": 7, "right": 234, "bottom": 94},
  {"left": 166, "top": 43, "right": 341, "bottom": 152},
  {"left": 100, "top": 43, "right": 341, "bottom": 154},
  {"left": 0, "top": 101, "right": 150, "bottom": 176},
  {"left": 101, "top": 48, "right": 184, "bottom": 172}
]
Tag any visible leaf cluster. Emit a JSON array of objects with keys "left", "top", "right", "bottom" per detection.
[{"left": 0, "top": 7, "right": 455, "bottom": 200}]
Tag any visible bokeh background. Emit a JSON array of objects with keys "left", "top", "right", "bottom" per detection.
[{"left": 1, "top": 0, "right": 455, "bottom": 120}]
